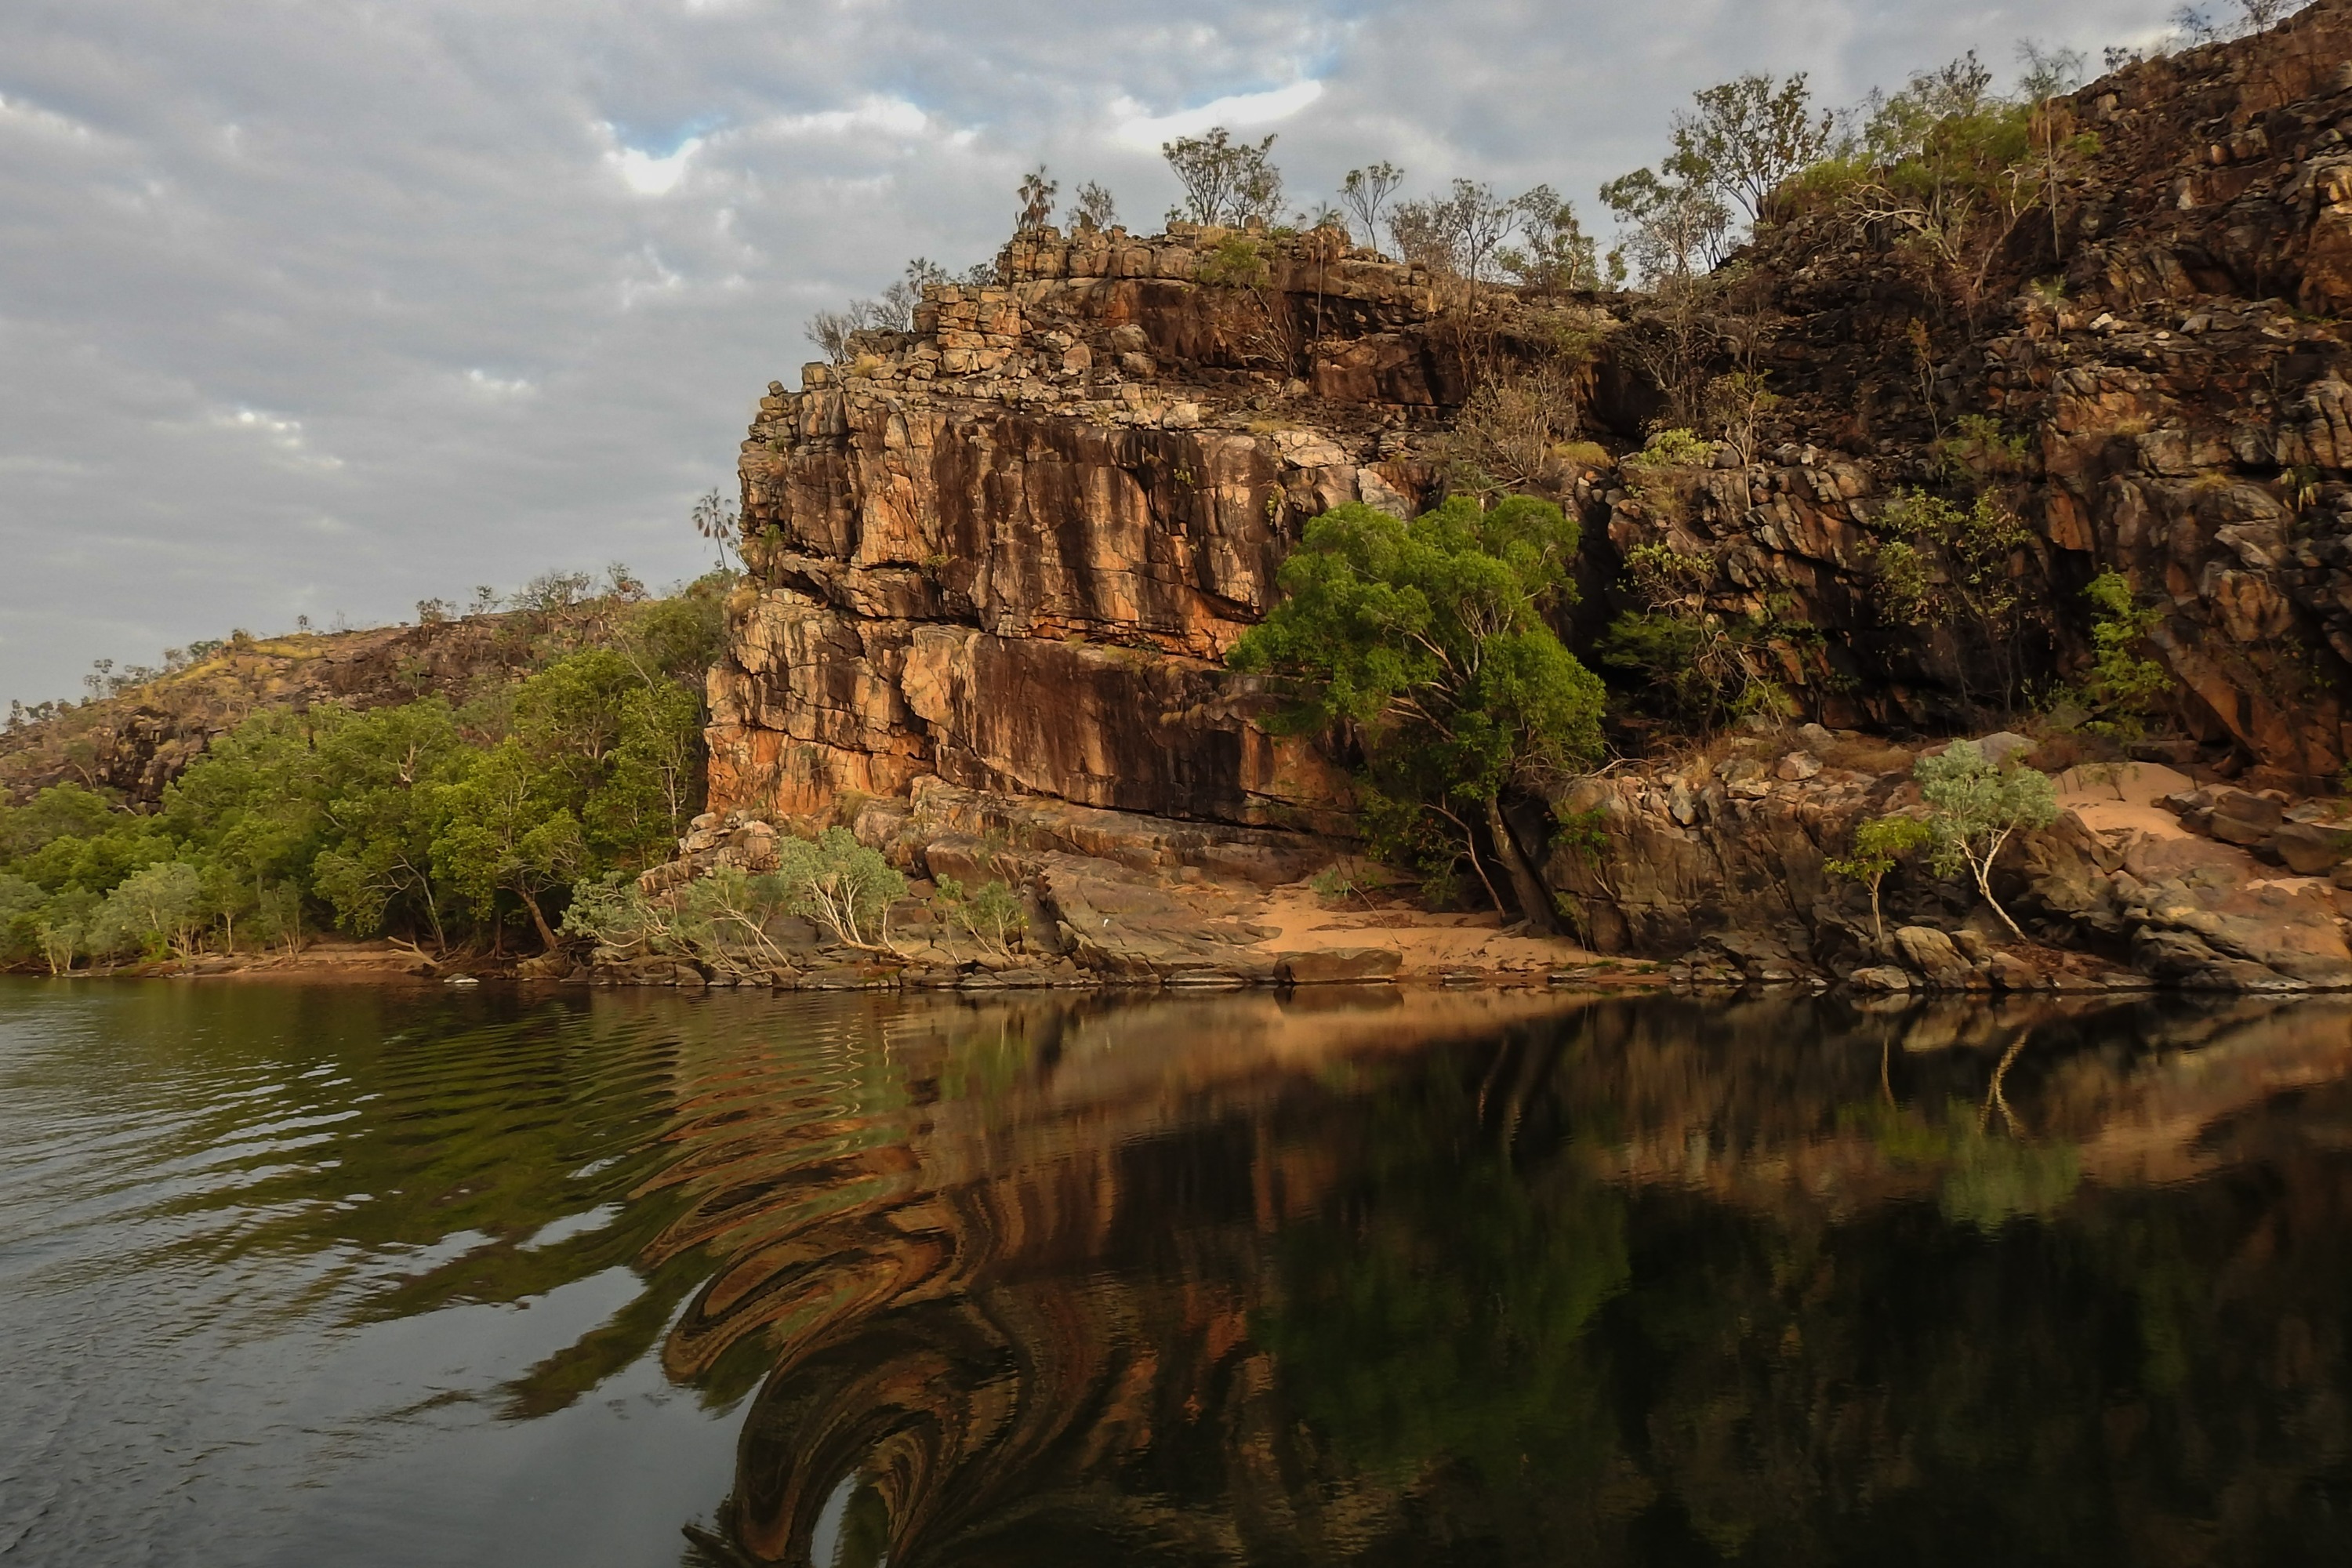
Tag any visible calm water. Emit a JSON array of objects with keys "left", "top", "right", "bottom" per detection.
[{"left": 3, "top": 981, "right": 2351, "bottom": 1566}]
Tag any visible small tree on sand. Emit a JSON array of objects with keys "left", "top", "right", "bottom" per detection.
[
  {"left": 1914, "top": 739, "right": 2060, "bottom": 939},
  {"left": 1826, "top": 813, "right": 1935, "bottom": 944},
  {"left": 1229, "top": 495, "right": 1606, "bottom": 933}
]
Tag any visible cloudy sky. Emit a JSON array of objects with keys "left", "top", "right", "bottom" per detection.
[{"left": 1, "top": 0, "right": 2180, "bottom": 705}]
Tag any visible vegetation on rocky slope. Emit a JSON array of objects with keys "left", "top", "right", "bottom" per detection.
[{"left": 0, "top": 572, "right": 728, "bottom": 970}]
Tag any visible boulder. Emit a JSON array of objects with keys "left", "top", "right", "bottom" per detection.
[
  {"left": 1848, "top": 964, "right": 1913, "bottom": 991},
  {"left": 2274, "top": 821, "right": 2352, "bottom": 876},
  {"left": 1275, "top": 948, "right": 1403, "bottom": 984},
  {"left": 1893, "top": 926, "right": 1976, "bottom": 988}
]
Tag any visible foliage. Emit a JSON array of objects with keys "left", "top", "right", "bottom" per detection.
[
  {"left": 1, "top": 583, "right": 720, "bottom": 970},
  {"left": 1914, "top": 739, "right": 2060, "bottom": 938},
  {"left": 771, "top": 829, "right": 906, "bottom": 951},
  {"left": 1066, "top": 180, "right": 1117, "bottom": 232},
  {"left": 0, "top": 871, "right": 47, "bottom": 964},
  {"left": 2078, "top": 572, "right": 2173, "bottom": 738},
  {"left": 1163, "top": 127, "right": 1283, "bottom": 227},
  {"left": 1599, "top": 167, "right": 1730, "bottom": 287},
  {"left": 1621, "top": 426, "right": 1717, "bottom": 481},
  {"left": 1229, "top": 495, "right": 1606, "bottom": 927},
  {"left": 806, "top": 256, "right": 995, "bottom": 362},
  {"left": 1871, "top": 488, "right": 2037, "bottom": 710},
  {"left": 1933, "top": 413, "right": 2032, "bottom": 481},
  {"left": 1497, "top": 188, "right": 1602, "bottom": 294},
  {"left": 1385, "top": 181, "right": 1598, "bottom": 289},
  {"left": 1338, "top": 162, "right": 1404, "bottom": 251},
  {"left": 1439, "top": 364, "right": 1591, "bottom": 498},
  {"left": 1665, "top": 72, "right": 1836, "bottom": 224},
  {"left": 1765, "top": 49, "right": 2100, "bottom": 314},
  {"left": 932, "top": 876, "right": 1026, "bottom": 953},
  {"left": 1599, "top": 526, "right": 1809, "bottom": 733},
  {"left": 1015, "top": 166, "right": 1058, "bottom": 233},
  {"left": 89, "top": 861, "right": 206, "bottom": 960},
  {"left": 1825, "top": 813, "right": 1936, "bottom": 942},
  {"left": 1196, "top": 234, "right": 1271, "bottom": 289}
]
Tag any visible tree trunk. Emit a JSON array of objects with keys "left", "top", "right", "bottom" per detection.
[
  {"left": 517, "top": 886, "right": 560, "bottom": 953},
  {"left": 1483, "top": 795, "right": 1559, "bottom": 936}
]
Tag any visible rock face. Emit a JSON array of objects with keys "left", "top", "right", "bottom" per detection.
[
  {"left": 691, "top": 9, "right": 2352, "bottom": 993},
  {"left": 706, "top": 225, "right": 1591, "bottom": 829},
  {"left": 1545, "top": 739, "right": 2352, "bottom": 992},
  {"left": 1590, "top": 0, "right": 2352, "bottom": 785}
]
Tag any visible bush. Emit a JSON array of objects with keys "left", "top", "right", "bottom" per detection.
[
  {"left": 1915, "top": 739, "right": 2060, "bottom": 938},
  {"left": 933, "top": 877, "right": 1026, "bottom": 954},
  {"left": 90, "top": 861, "right": 205, "bottom": 960},
  {"left": 772, "top": 829, "right": 906, "bottom": 950},
  {"left": 1230, "top": 495, "right": 1605, "bottom": 931},
  {"left": 1825, "top": 814, "right": 1936, "bottom": 942},
  {"left": 2079, "top": 572, "right": 2172, "bottom": 738}
]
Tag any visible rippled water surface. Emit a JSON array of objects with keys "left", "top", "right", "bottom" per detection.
[{"left": 5, "top": 978, "right": 2352, "bottom": 1566}]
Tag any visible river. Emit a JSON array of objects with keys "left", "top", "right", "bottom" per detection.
[{"left": 2, "top": 978, "right": 2349, "bottom": 1565}]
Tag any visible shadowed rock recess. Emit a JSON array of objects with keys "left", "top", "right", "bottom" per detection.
[{"left": 689, "top": 5, "right": 2352, "bottom": 993}]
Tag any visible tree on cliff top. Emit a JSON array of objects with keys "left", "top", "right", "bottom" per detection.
[
  {"left": 1163, "top": 128, "right": 1283, "bottom": 227},
  {"left": 1229, "top": 495, "right": 1606, "bottom": 932}
]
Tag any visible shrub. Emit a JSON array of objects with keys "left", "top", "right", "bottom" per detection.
[
  {"left": 1230, "top": 495, "right": 1605, "bottom": 931},
  {"left": 1825, "top": 814, "right": 1936, "bottom": 943},
  {"left": 1914, "top": 739, "right": 2060, "bottom": 938},
  {"left": 772, "top": 828, "right": 906, "bottom": 950},
  {"left": 933, "top": 877, "right": 1026, "bottom": 954},
  {"left": 91, "top": 861, "right": 205, "bottom": 960},
  {"left": 2078, "top": 572, "right": 2172, "bottom": 738}
]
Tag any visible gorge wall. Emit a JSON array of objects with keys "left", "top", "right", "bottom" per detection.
[
  {"left": 706, "top": 228, "right": 1570, "bottom": 833},
  {"left": 706, "top": 2, "right": 2352, "bottom": 975}
]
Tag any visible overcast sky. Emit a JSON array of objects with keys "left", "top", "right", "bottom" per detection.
[{"left": 1, "top": 0, "right": 2180, "bottom": 706}]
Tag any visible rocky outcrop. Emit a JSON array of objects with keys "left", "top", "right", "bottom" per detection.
[
  {"left": 0, "top": 614, "right": 555, "bottom": 808},
  {"left": 707, "top": 226, "right": 1598, "bottom": 829},
  {"left": 685, "top": 9, "right": 2352, "bottom": 994},
  {"left": 1545, "top": 734, "right": 2352, "bottom": 992},
  {"left": 1591, "top": 1, "right": 2352, "bottom": 784}
]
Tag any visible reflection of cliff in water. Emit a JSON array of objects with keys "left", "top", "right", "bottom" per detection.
[{"left": 655, "top": 992, "right": 2352, "bottom": 1566}]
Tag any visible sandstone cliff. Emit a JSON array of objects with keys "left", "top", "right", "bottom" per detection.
[
  {"left": 710, "top": 227, "right": 1609, "bottom": 831},
  {"left": 1592, "top": 0, "right": 2352, "bottom": 780},
  {"left": 698, "top": 5, "right": 2352, "bottom": 990}
]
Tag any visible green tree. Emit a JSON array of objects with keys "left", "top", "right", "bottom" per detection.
[
  {"left": 91, "top": 861, "right": 205, "bottom": 960},
  {"left": 1825, "top": 813, "right": 1936, "bottom": 944},
  {"left": 1668, "top": 71, "right": 1835, "bottom": 223},
  {"left": 0, "top": 872, "right": 44, "bottom": 964},
  {"left": 1599, "top": 166, "right": 1730, "bottom": 285},
  {"left": 2079, "top": 571, "right": 2172, "bottom": 737},
  {"left": 1229, "top": 495, "right": 1606, "bottom": 931},
  {"left": 1914, "top": 739, "right": 2060, "bottom": 939},
  {"left": 1162, "top": 127, "right": 1283, "bottom": 227},
  {"left": 772, "top": 828, "right": 906, "bottom": 951},
  {"left": 307, "top": 700, "right": 469, "bottom": 947},
  {"left": 431, "top": 742, "right": 586, "bottom": 952}
]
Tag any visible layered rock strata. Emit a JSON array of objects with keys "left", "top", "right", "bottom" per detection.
[
  {"left": 708, "top": 226, "right": 1597, "bottom": 829},
  {"left": 1546, "top": 733, "right": 2352, "bottom": 992},
  {"left": 681, "top": 7, "right": 2352, "bottom": 993},
  {"left": 1592, "top": 0, "right": 2352, "bottom": 781}
]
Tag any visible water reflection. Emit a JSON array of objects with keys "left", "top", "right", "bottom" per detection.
[
  {"left": 662, "top": 990, "right": 2352, "bottom": 1566},
  {"left": 3, "top": 982, "right": 2350, "bottom": 1566}
]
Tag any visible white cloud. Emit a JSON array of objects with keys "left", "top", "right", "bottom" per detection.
[
  {"left": 465, "top": 368, "right": 538, "bottom": 396},
  {"left": 0, "top": 91, "right": 98, "bottom": 143},
  {"left": 610, "top": 135, "right": 704, "bottom": 194},
  {"left": 1112, "top": 79, "right": 1326, "bottom": 147},
  {"left": 753, "top": 96, "right": 932, "bottom": 141}
]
